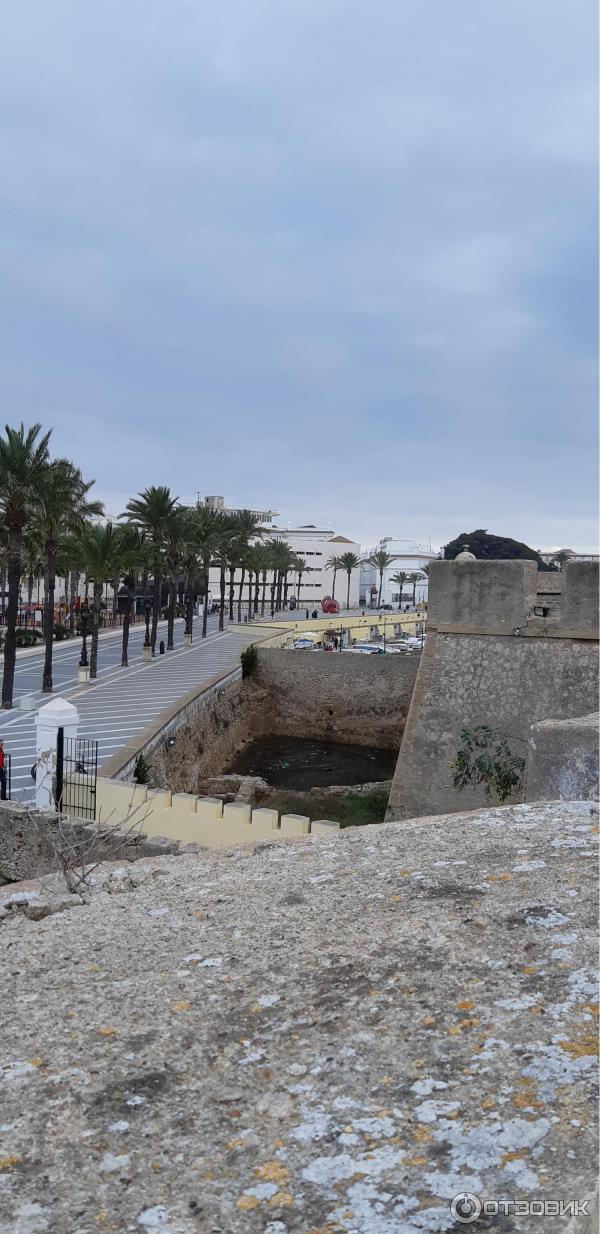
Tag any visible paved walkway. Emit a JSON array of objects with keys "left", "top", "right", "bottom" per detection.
[{"left": 0, "top": 617, "right": 260, "bottom": 803}]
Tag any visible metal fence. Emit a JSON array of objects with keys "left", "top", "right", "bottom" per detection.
[{"left": 56, "top": 732, "right": 98, "bottom": 821}]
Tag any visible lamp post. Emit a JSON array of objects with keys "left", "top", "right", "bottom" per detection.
[
  {"left": 79, "top": 603, "right": 89, "bottom": 668},
  {"left": 144, "top": 600, "right": 151, "bottom": 648}
]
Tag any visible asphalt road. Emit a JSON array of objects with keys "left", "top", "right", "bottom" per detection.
[{"left": 0, "top": 616, "right": 258, "bottom": 803}]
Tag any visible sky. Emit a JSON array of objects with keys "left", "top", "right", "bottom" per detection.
[{"left": 0, "top": 1, "right": 597, "bottom": 552}]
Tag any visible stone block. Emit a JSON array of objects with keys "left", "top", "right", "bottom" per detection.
[
  {"left": 146, "top": 788, "right": 172, "bottom": 809},
  {"left": 171, "top": 792, "right": 198, "bottom": 815},
  {"left": 223, "top": 802, "right": 252, "bottom": 827},
  {"left": 251, "top": 807, "right": 279, "bottom": 838},
  {"left": 427, "top": 560, "right": 538, "bottom": 632},
  {"left": 196, "top": 797, "right": 224, "bottom": 824},
  {"left": 280, "top": 813, "right": 310, "bottom": 837},
  {"left": 561, "top": 562, "right": 599, "bottom": 634},
  {"left": 310, "top": 819, "right": 342, "bottom": 834},
  {"left": 526, "top": 713, "right": 599, "bottom": 802}
]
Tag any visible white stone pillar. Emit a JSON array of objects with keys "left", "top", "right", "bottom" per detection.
[{"left": 34, "top": 697, "right": 80, "bottom": 811}]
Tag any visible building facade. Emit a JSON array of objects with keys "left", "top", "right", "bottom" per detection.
[
  {"left": 200, "top": 500, "right": 362, "bottom": 610},
  {"left": 360, "top": 539, "right": 439, "bottom": 609}
]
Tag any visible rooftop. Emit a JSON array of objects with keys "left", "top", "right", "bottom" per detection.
[{"left": 0, "top": 799, "right": 597, "bottom": 1232}]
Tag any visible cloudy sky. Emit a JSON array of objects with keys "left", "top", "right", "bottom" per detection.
[{"left": 0, "top": 1, "right": 597, "bottom": 550}]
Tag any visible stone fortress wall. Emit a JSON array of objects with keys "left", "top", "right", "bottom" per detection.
[{"left": 387, "top": 560, "right": 599, "bottom": 819}]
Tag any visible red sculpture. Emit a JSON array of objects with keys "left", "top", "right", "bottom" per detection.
[{"left": 321, "top": 595, "right": 340, "bottom": 614}]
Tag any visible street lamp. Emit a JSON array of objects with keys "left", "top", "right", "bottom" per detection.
[
  {"left": 79, "top": 603, "right": 89, "bottom": 668},
  {"left": 144, "top": 600, "right": 151, "bottom": 648}
]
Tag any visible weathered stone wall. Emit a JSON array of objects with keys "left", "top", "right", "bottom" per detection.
[
  {"left": 148, "top": 676, "right": 270, "bottom": 792},
  {"left": 254, "top": 647, "right": 420, "bottom": 747},
  {"left": 0, "top": 800, "right": 597, "bottom": 1231},
  {"left": 388, "top": 561, "right": 599, "bottom": 820},
  {"left": 0, "top": 801, "right": 178, "bottom": 883},
  {"left": 526, "top": 713, "right": 599, "bottom": 802}
]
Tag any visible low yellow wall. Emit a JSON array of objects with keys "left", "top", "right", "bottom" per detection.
[
  {"left": 94, "top": 777, "right": 340, "bottom": 847},
  {"left": 250, "top": 612, "right": 423, "bottom": 647}
]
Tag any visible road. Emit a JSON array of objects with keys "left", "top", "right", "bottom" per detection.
[{"left": 0, "top": 616, "right": 259, "bottom": 803}]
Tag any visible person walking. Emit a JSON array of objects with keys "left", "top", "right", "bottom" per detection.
[{"left": 0, "top": 739, "right": 7, "bottom": 800}]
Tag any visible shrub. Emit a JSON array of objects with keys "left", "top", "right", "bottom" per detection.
[
  {"left": 241, "top": 644, "right": 258, "bottom": 679},
  {"left": 14, "top": 628, "right": 43, "bottom": 647},
  {"left": 133, "top": 753, "right": 151, "bottom": 785},
  {"left": 53, "top": 623, "right": 70, "bottom": 640},
  {"left": 449, "top": 725, "right": 526, "bottom": 804}
]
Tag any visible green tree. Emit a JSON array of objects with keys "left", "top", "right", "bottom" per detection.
[
  {"left": 230, "top": 510, "right": 264, "bottom": 622},
  {"left": 407, "top": 572, "right": 423, "bottom": 606},
  {"left": 163, "top": 508, "right": 190, "bottom": 649},
  {"left": 339, "top": 551, "right": 360, "bottom": 611},
  {"left": 367, "top": 549, "right": 397, "bottom": 608},
  {"left": 119, "top": 527, "right": 148, "bottom": 666},
  {"left": 123, "top": 486, "right": 179, "bottom": 652},
  {"left": 449, "top": 726, "right": 526, "bottom": 804},
  {"left": 71, "top": 522, "right": 127, "bottom": 678},
  {"left": 0, "top": 423, "right": 52, "bottom": 708},
  {"left": 192, "top": 507, "right": 229, "bottom": 637},
  {"left": 324, "top": 554, "right": 343, "bottom": 600},
  {"left": 444, "top": 529, "right": 555, "bottom": 571},
  {"left": 294, "top": 556, "right": 310, "bottom": 608},
  {"left": 390, "top": 570, "right": 408, "bottom": 610},
  {"left": 35, "top": 459, "right": 102, "bottom": 693}
]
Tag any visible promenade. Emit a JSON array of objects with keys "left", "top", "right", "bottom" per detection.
[{"left": 0, "top": 617, "right": 259, "bottom": 802}]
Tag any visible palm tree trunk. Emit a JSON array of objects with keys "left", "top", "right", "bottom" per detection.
[
  {"left": 247, "top": 570, "right": 253, "bottom": 619},
  {"left": 90, "top": 582, "right": 102, "bottom": 679},
  {"left": 253, "top": 574, "right": 260, "bottom": 615},
  {"left": 167, "top": 576, "right": 176, "bottom": 649},
  {"left": 151, "top": 555, "right": 160, "bottom": 652},
  {"left": 331, "top": 568, "right": 337, "bottom": 600},
  {"left": 228, "top": 567, "right": 235, "bottom": 621},
  {"left": 261, "top": 571, "right": 267, "bottom": 616},
  {"left": 297, "top": 573, "right": 303, "bottom": 607},
  {"left": 219, "top": 561, "right": 226, "bottom": 631},
  {"left": 346, "top": 571, "right": 351, "bottom": 610},
  {"left": 202, "top": 558, "right": 209, "bottom": 638},
  {"left": 69, "top": 571, "right": 79, "bottom": 634},
  {"left": 122, "top": 579, "right": 134, "bottom": 665},
  {"left": 185, "top": 571, "right": 194, "bottom": 642},
  {"left": 27, "top": 574, "right": 34, "bottom": 607},
  {"left": 112, "top": 579, "right": 119, "bottom": 624},
  {"left": 270, "top": 572, "right": 277, "bottom": 614},
  {"left": 237, "top": 567, "right": 246, "bottom": 622},
  {"left": 2, "top": 526, "right": 23, "bottom": 708},
  {"left": 378, "top": 571, "right": 383, "bottom": 609},
  {"left": 42, "top": 551, "right": 56, "bottom": 693}
]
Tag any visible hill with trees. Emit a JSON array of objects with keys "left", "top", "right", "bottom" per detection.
[{"left": 444, "top": 529, "right": 555, "bottom": 570}]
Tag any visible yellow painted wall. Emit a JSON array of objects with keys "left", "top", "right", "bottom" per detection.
[
  {"left": 93, "top": 777, "right": 339, "bottom": 847},
  {"left": 252, "top": 612, "right": 423, "bottom": 647}
]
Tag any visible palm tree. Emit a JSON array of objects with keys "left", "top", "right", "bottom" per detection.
[
  {"left": 390, "top": 570, "right": 408, "bottom": 610},
  {"left": 408, "top": 572, "right": 423, "bottom": 606},
  {"left": 229, "top": 511, "right": 264, "bottom": 622},
  {"left": 338, "top": 551, "right": 360, "bottom": 611},
  {"left": 294, "top": 556, "right": 310, "bottom": 609},
  {"left": 216, "top": 514, "right": 236, "bottom": 631},
  {"left": 266, "top": 538, "right": 294, "bottom": 611},
  {"left": 123, "top": 486, "right": 179, "bottom": 653},
  {"left": 119, "top": 527, "right": 147, "bottom": 666},
  {"left": 71, "top": 522, "right": 125, "bottom": 678},
  {"left": 0, "top": 423, "right": 52, "bottom": 708},
  {"left": 192, "top": 507, "right": 229, "bottom": 637},
  {"left": 35, "top": 459, "right": 103, "bottom": 693},
  {"left": 163, "top": 508, "right": 190, "bottom": 649},
  {"left": 367, "top": 549, "right": 397, "bottom": 609},
  {"left": 324, "top": 554, "right": 343, "bottom": 600}
]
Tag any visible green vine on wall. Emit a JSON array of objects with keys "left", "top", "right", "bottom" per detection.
[{"left": 449, "top": 725, "right": 526, "bottom": 804}]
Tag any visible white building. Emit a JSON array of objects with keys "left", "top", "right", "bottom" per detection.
[
  {"left": 360, "top": 539, "right": 439, "bottom": 609},
  {"left": 201, "top": 499, "right": 362, "bottom": 610}
]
